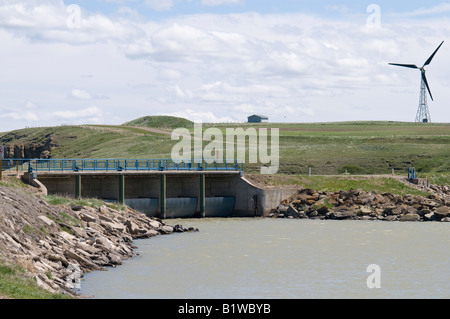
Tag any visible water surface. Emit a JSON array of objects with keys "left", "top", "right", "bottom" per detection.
[{"left": 80, "top": 218, "right": 450, "bottom": 299}]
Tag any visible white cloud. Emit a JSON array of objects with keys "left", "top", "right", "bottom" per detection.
[
  {"left": 25, "top": 101, "right": 37, "bottom": 109},
  {"left": 53, "top": 106, "right": 103, "bottom": 121},
  {"left": 0, "top": 1, "right": 143, "bottom": 45},
  {"left": 0, "top": 110, "right": 39, "bottom": 122},
  {"left": 70, "top": 89, "right": 93, "bottom": 100},
  {"left": 164, "top": 109, "right": 235, "bottom": 123}
]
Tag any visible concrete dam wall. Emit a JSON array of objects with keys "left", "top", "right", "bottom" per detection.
[{"left": 25, "top": 171, "right": 299, "bottom": 218}]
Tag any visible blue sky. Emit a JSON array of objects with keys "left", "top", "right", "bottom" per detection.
[
  {"left": 0, "top": 1, "right": 449, "bottom": 131},
  {"left": 71, "top": 0, "right": 450, "bottom": 19}
]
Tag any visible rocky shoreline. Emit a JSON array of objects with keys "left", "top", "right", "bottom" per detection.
[
  {"left": 1, "top": 177, "right": 449, "bottom": 298},
  {"left": 0, "top": 184, "right": 197, "bottom": 297},
  {"left": 270, "top": 186, "right": 450, "bottom": 222}
]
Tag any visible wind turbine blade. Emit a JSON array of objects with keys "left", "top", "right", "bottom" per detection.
[
  {"left": 422, "top": 71, "right": 433, "bottom": 101},
  {"left": 423, "top": 41, "right": 444, "bottom": 67},
  {"left": 388, "top": 63, "right": 419, "bottom": 69}
]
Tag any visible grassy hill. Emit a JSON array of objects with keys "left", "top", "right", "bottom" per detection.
[
  {"left": 122, "top": 115, "right": 194, "bottom": 130},
  {"left": 204, "top": 121, "right": 450, "bottom": 180},
  {"left": 1, "top": 118, "right": 449, "bottom": 184}
]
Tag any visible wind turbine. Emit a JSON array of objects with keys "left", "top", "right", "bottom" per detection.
[{"left": 389, "top": 41, "right": 444, "bottom": 123}]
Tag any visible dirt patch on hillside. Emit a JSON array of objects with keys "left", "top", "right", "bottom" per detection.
[{"left": 243, "top": 174, "right": 302, "bottom": 189}]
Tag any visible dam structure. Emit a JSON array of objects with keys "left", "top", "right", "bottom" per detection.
[{"left": 7, "top": 159, "right": 298, "bottom": 219}]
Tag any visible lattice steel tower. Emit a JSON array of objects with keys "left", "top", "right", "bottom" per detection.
[
  {"left": 389, "top": 41, "right": 444, "bottom": 123},
  {"left": 416, "top": 77, "right": 431, "bottom": 123}
]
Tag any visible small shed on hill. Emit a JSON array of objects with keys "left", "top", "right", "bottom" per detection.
[{"left": 247, "top": 115, "right": 269, "bottom": 123}]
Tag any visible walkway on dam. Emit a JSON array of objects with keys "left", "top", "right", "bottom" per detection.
[{"left": 1, "top": 158, "right": 243, "bottom": 173}]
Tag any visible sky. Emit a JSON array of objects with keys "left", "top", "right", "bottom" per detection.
[{"left": 0, "top": 0, "right": 449, "bottom": 132}]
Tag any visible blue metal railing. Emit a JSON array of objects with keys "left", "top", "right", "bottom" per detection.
[
  {"left": 0, "top": 158, "right": 243, "bottom": 173},
  {"left": 1, "top": 159, "right": 30, "bottom": 171}
]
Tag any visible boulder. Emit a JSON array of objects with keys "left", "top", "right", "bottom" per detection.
[
  {"left": 308, "top": 211, "right": 319, "bottom": 219},
  {"left": 95, "top": 235, "right": 117, "bottom": 252},
  {"left": 108, "top": 253, "right": 123, "bottom": 266},
  {"left": 145, "top": 229, "right": 160, "bottom": 237},
  {"left": 71, "top": 205, "right": 84, "bottom": 211},
  {"left": 385, "top": 215, "right": 398, "bottom": 221},
  {"left": 286, "top": 205, "right": 299, "bottom": 217},
  {"left": 417, "top": 209, "right": 430, "bottom": 217},
  {"left": 434, "top": 206, "right": 450, "bottom": 220},
  {"left": 38, "top": 215, "right": 56, "bottom": 227},
  {"left": 328, "top": 210, "right": 355, "bottom": 220},
  {"left": 297, "top": 211, "right": 308, "bottom": 219},
  {"left": 78, "top": 212, "right": 97, "bottom": 223},
  {"left": 358, "top": 206, "right": 372, "bottom": 216},
  {"left": 124, "top": 220, "right": 141, "bottom": 234},
  {"left": 399, "top": 213, "right": 420, "bottom": 222},
  {"left": 277, "top": 204, "right": 289, "bottom": 213},
  {"left": 391, "top": 205, "right": 407, "bottom": 216},
  {"left": 47, "top": 253, "right": 69, "bottom": 267},
  {"left": 64, "top": 249, "right": 100, "bottom": 270},
  {"left": 149, "top": 220, "right": 162, "bottom": 229},
  {"left": 423, "top": 211, "right": 435, "bottom": 221},
  {"left": 76, "top": 242, "right": 101, "bottom": 255},
  {"left": 158, "top": 225, "right": 174, "bottom": 234},
  {"left": 316, "top": 205, "right": 329, "bottom": 215},
  {"left": 355, "top": 193, "right": 373, "bottom": 205},
  {"left": 58, "top": 231, "right": 77, "bottom": 243},
  {"left": 421, "top": 199, "right": 439, "bottom": 208},
  {"left": 98, "top": 205, "right": 109, "bottom": 214},
  {"left": 383, "top": 205, "right": 396, "bottom": 215},
  {"left": 100, "top": 220, "right": 126, "bottom": 233}
]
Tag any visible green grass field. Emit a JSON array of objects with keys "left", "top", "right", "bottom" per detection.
[
  {"left": 0, "top": 259, "right": 73, "bottom": 299},
  {"left": 1, "top": 117, "right": 449, "bottom": 185},
  {"left": 204, "top": 121, "right": 450, "bottom": 182}
]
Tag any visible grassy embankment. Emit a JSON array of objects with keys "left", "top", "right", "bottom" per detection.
[
  {"left": 0, "top": 260, "right": 73, "bottom": 299},
  {"left": 0, "top": 176, "right": 128, "bottom": 299},
  {"left": 245, "top": 174, "right": 430, "bottom": 197},
  {"left": 0, "top": 177, "right": 74, "bottom": 299}
]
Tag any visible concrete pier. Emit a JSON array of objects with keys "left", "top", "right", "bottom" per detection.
[{"left": 160, "top": 174, "right": 166, "bottom": 218}]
